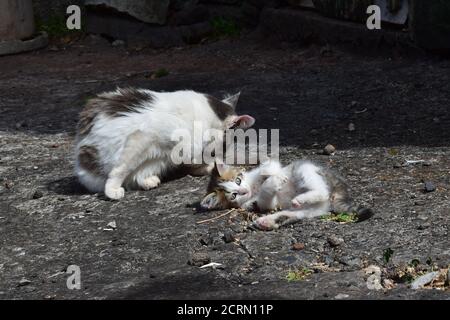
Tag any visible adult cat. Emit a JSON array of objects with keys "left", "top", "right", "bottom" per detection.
[{"left": 75, "top": 88, "right": 255, "bottom": 200}]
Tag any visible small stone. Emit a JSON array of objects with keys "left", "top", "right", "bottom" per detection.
[
  {"left": 414, "top": 200, "right": 425, "bottom": 206},
  {"left": 327, "top": 235, "right": 344, "bottom": 247},
  {"left": 334, "top": 293, "right": 349, "bottom": 300},
  {"left": 411, "top": 271, "right": 440, "bottom": 289},
  {"left": 112, "top": 40, "right": 125, "bottom": 47},
  {"left": 348, "top": 123, "right": 356, "bottom": 132},
  {"left": 222, "top": 230, "right": 235, "bottom": 243},
  {"left": 292, "top": 243, "right": 305, "bottom": 251},
  {"left": 107, "top": 221, "right": 117, "bottom": 229},
  {"left": 188, "top": 252, "right": 211, "bottom": 267},
  {"left": 310, "top": 129, "right": 318, "bottom": 135},
  {"left": 32, "top": 190, "right": 43, "bottom": 199},
  {"left": 383, "top": 278, "right": 395, "bottom": 289},
  {"left": 323, "top": 144, "right": 336, "bottom": 155},
  {"left": 446, "top": 269, "right": 450, "bottom": 286},
  {"left": 350, "top": 101, "right": 358, "bottom": 107},
  {"left": 423, "top": 181, "right": 436, "bottom": 193},
  {"left": 18, "top": 278, "right": 31, "bottom": 287}
]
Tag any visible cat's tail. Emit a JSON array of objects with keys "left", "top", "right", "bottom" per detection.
[{"left": 331, "top": 193, "right": 374, "bottom": 222}]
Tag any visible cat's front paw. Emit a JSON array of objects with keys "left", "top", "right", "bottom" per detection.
[
  {"left": 252, "top": 215, "right": 279, "bottom": 231},
  {"left": 105, "top": 186, "right": 125, "bottom": 200},
  {"left": 291, "top": 197, "right": 304, "bottom": 209}
]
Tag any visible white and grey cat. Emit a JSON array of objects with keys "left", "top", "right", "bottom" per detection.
[
  {"left": 200, "top": 160, "right": 374, "bottom": 230},
  {"left": 75, "top": 87, "right": 255, "bottom": 200}
]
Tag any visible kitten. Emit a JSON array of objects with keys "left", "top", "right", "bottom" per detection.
[
  {"left": 75, "top": 87, "right": 255, "bottom": 200},
  {"left": 200, "top": 160, "right": 374, "bottom": 230}
]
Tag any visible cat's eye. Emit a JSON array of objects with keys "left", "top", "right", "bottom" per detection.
[
  {"left": 235, "top": 177, "right": 241, "bottom": 185},
  {"left": 230, "top": 193, "right": 237, "bottom": 200}
]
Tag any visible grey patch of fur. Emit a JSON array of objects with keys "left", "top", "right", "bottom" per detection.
[
  {"left": 78, "top": 88, "right": 153, "bottom": 137},
  {"left": 78, "top": 145, "right": 101, "bottom": 175},
  {"left": 207, "top": 95, "right": 235, "bottom": 120}
]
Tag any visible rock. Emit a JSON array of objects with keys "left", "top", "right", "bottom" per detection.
[
  {"left": 327, "top": 235, "right": 344, "bottom": 247},
  {"left": 170, "top": 4, "right": 210, "bottom": 26},
  {"left": 107, "top": 221, "right": 117, "bottom": 229},
  {"left": 446, "top": 269, "right": 450, "bottom": 286},
  {"left": 188, "top": 252, "right": 211, "bottom": 267},
  {"left": 348, "top": 123, "right": 356, "bottom": 132},
  {"left": 18, "top": 278, "right": 31, "bottom": 287},
  {"left": 31, "top": 190, "right": 43, "bottom": 199},
  {"left": 112, "top": 40, "right": 125, "bottom": 47},
  {"left": 334, "top": 293, "right": 349, "bottom": 300},
  {"left": 292, "top": 243, "right": 305, "bottom": 251},
  {"left": 423, "top": 181, "right": 436, "bottom": 193},
  {"left": 222, "top": 230, "right": 235, "bottom": 243},
  {"left": 410, "top": 271, "right": 440, "bottom": 289},
  {"left": 323, "top": 144, "right": 336, "bottom": 155},
  {"left": 85, "top": 0, "right": 170, "bottom": 25}
]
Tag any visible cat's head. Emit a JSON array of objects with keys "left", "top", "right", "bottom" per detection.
[
  {"left": 200, "top": 162, "right": 252, "bottom": 210},
  {"left": 208, "top": 92, "right": 255, "bottom": 130}
]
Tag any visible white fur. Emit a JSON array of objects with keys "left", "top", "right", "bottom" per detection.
[
  {"left": 218, "top": 160, "right": 332, "bottom": 230},
  {"left": 75, "top": 89, "right": 249, "bottom": 199}
]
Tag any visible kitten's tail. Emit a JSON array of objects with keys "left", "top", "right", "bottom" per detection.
[{"left": 331, "top": 193, "right": 374, "bottom": 222}]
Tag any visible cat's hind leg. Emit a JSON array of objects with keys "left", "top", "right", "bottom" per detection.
[
  {"left": 253, "top": 202, "right": 329, "bottom": 231},
  {"left": 105, "top": 130, "right": 153, "bottom": 200}
]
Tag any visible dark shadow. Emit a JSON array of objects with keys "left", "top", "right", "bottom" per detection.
[{"left": 47, "top": 176, "right": 89, "bottom": 196}]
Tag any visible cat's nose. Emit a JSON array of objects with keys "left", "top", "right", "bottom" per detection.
[{"left": 238, "top": 188, "right": 249, "bottom": 195}]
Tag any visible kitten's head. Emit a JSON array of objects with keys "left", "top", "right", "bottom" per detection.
[
  {"left": 200, "top": 162, "right": 252, "bottom": 210},
  {"left": 208, "top": 92, "right": 255, "bottom": 130}
]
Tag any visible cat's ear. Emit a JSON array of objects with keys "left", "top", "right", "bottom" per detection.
[
  {"left": 212, "top": 161, "right": 228, "bottom": 177},
  {"left": 222, "top": 92, "right": 240, "bottom": 110},
  {"left": 230, "top": 115, "right": 255, "bottom": 129},
  {"left": 200, "top": 192, "right": 221, "bottom": 210}
]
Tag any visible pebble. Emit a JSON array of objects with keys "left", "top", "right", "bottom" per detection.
[
  {"left": 334, "top": 293, "right": 349, "bottom": 300},
  {"left": 410, "top": 271, "right": 439, "bottom": 289},
  {"left": 423, "top": 181, "right": 436, "bottom": 193},
  {"left": 222, "top": 230, "right": 235, "bottom": 243},
  {"left": 327, "top": 235, "right": 344, "bottom": 247},
  {"left": 188, "top": 252, "right": 211, "bottom": 267},
  {"left": 18, "top": 278, "right": 31, "bottom": 287},
  {"left": 323, "top": 144, "right": 336, "bottom": 155},
  {"left": 32, "top": 190, "right": 43, "bottom": 199},
  {"left": 112, "top": 40, "right": 125, "bottom": 47},
  {"left": 292, "top": 243, "right": 305, "bottom": 251},
  {"left": 348, "top": 123, "right": 356, "bottom": 132},
  {"left": 107, "top": 221, "right": 117, "bottom": 229}
]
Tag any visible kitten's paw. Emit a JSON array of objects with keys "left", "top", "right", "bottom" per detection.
[
  {"left": 105, "top": 186, "right": 125, "bottom": 200},
  {"left": 291, "top": 197, "right": 304, "bottom": 209},
  {"left": 139, "top": 176, "right": 161, "bottom": 190},
  {"left": 253, "top": 216, "right": 279, "bottom": 231},
  {"left": 242, "top": 201, "right": 257, "bottom": 212}
]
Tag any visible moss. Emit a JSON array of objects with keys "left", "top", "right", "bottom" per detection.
[
  {"left": 210, "top": 17, "right": 241, "bottom": 38},
  {"left": 286, "top": 268, "right": 313, "bottom": 282},
  {"left": 36, "top": 15, "right": 85, "bottom": 38},
  {"left": 321, "top": 212, "right": 357, "bottom": 223}
]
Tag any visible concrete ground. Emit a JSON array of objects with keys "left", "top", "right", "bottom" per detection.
[{"left": 0, "top": 35, "right": 449, "bottom": 299}]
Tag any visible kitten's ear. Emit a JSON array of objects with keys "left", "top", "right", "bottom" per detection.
[
  {"left": 222, "top": 92, "right": 240, "bottom": 110},
  {"left": 230, "top": 115, "right": 255, "bottom": 129},
  {"left": 200, "top": 192, "right": 220, "bottom": 210},
  {"left": 213, "top": 161, "right": 228, "bottom": 177}
]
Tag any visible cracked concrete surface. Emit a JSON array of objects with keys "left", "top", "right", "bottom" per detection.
[{"left": 0, "top": 36, "right": 449, "bottom": 299}]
